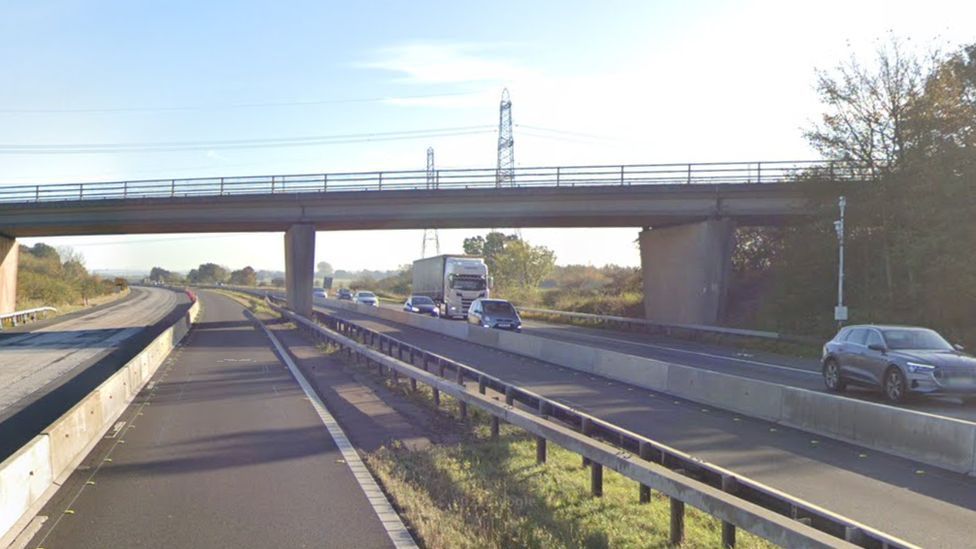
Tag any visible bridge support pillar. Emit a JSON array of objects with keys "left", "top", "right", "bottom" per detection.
[
  {"left": 638, "top": 219, "right": 735, "bottom": 325},
  {"left": 0, "top": 235, "right": 17, "bottom": 314},
  {"left": 284, "top": 224, "right": 315, "bottom": 317}
]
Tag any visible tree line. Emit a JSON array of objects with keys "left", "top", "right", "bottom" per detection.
[
  {"left": 17, "top": 243, "right": 121, "bottom": 308},
  {"left": 732, "top": 38, "right": 976, "bottom": 344}
]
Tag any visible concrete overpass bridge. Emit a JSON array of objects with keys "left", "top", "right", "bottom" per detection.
[{"left": 0, "top": 160, "right": 869, "bottom": 322}]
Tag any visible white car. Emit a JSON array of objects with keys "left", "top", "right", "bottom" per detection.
[
  {"left": 313, "top": 288, "right": 328, "bottom": 300},
  {"left": 354, "top": 291, "right": 379, "bottom": 307}
]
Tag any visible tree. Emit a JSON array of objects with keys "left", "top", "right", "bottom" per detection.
[
  {"left": 804, "top": 36, "right": 934, "bottom": 176},
  {"left": 229, "top": 266, "right": 258, "bottom": 286},
  {"left": 316, "top": 261, "right": 334, "bottom": 278},
  {"left": 149, "top": 267, "right": 174, "bottom": 283},
  {"left": 187, "top": 263, "right": 230, "bottom": 284},
  {"left": 492, "top": 239, "right": 556, "bottom": 290},
  {"left": 463, "top": 231, "right": 520, "bottom": 272}
]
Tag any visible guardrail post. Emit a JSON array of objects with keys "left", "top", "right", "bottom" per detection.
[
  {"left": 220, "top": 177, "right": 225, "bottom": 195},
  {"left": 581, "top": 417, "right": 592, "bottom": 467},
  {"left": 536, "top": 436, "right": 547, "bottom": 464},
  {"left": 378, "top": 172, "right": 383, "bottom": 190},
  {"left": 687, "top": 163, "right": 692, "bottom": 184},
  {"left": 170, "top": 179, "right": 175, "bottom": 197},
  {"left": 670, "top": 498, "right": 685, "bottom": 545},
  {"left": 756, "top": 162, "right": 762, "bottom": 184},
  {"left": 438, "top": 359, "right": 446, "bottom": 378},
  {"left": 271, "top": 176, "right": 276, "bottom": 193},
  {"left": 721, "top": 475, "right": 738, "bottom": 547},
  {"left": 123, "top": 181, "right": 128, "bottom": 198},
  {"left": 556, "top": 166, "right": 561, "bottom": 186},
  {"left": 79, "top": 184, "right": 84, "bottom": 199},
  {"left": 639, "top": 441, "right": 652, "bottom": 504},
  {"left": 490, "top": 416, "right": 500, "bottom": 439},
  {"left": 323, "top": 173, "right": 328, "bottom": 191},
  {"left": 591, "top": 462, "right": 603, "bottom": 497},
  {"left": 504, "top": 386, "right": 514, "bottom": 405},
  {"left": 620, "top": 165, "right": 625, "bottom": 185},
  {"left": 478, "top": 375, "right": 487, "bottom": 395},
  {"left": 844, "top": 526, "right": 863, "bottom": 544},
  {"left": 432, "top": 386, "right": 440, "bottom": 407}
]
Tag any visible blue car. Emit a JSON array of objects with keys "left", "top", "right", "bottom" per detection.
[{"left": 403, "top": 295, "right": 439, "bottom": 317}]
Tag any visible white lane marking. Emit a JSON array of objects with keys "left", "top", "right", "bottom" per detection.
[
  {"left": 527, "top": 323, "right": 820, "bottom": 377},
  {"left": 254, "top": 318, "right": 417, "bottom": 549},
  {"left": 105, "top": 421, "right": 126, "bottom": 439}
]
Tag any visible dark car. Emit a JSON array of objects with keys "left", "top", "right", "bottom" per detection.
[
  {"left": 337, "top": 288, "right": 353, "bottom": 300},
  {"left": 404, "top": 295, "right": 439, "bottom": 317},
  {"left": 822, "top": 325, "right": 975, "bottom": 403},
  {"left": 467, "top": 298, "right": 521, "bottom": 332}
]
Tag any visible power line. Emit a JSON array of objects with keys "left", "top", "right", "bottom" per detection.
[
  {"left": 0, "top": 90, "right": 485, "bottom": 114},
  {"left": 0, "top": 126, "right": 496, "bottom": 155}
]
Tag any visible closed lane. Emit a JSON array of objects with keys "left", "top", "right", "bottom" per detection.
[{"left": 28, "top": 291, "right": 400, "bottom": 549}]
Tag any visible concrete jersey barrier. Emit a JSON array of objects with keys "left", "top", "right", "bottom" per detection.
[
  {"left": 0, "top": 298, "right": 201, "bottom": 546},
  {"left": 320, "top": 298, "right": 976, "bottom": 475}
]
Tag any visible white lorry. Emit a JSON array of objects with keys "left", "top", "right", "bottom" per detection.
[{"left": 412, "top": 255, "right": 490, "bottom": 319}]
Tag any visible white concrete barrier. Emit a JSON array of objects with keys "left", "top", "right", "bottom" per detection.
[
  {"left": 321, "top": 298, "right": 976, "bottom": 475},
  {"left": 0, "top": 298, "right": 201, "bottom": 546}
]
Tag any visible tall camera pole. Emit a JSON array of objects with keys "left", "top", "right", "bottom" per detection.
[{"left": 834, "top": 196, "right": 848, "bottom": 326}]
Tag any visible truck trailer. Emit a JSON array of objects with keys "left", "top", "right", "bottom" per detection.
[{"left": 412, "top": 255, "right": 489, "bottom": 319}]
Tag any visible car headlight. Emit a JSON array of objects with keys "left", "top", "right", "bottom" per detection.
[
  {"left": 907, "top": 362, "right": 936, "bottom": 373},
  {"left": 411, "top": 306, "right": 420, "bottom": 312}
]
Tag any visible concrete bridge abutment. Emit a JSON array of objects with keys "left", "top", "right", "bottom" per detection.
[
  {"left": 284, "top": 224, "right": 315, "bottom": 317},
  {"left": 638, "top": 219, "right": 736, "bottom": 326},
  {"left": 0, "top": 235, "right": 17, "bottom": 314}
]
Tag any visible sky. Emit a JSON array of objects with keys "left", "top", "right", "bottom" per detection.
[{"left": 2, "top": 0, "right": 973, "bottom": 273}]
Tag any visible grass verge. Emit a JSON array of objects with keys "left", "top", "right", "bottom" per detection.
[{"left": 314, "top": 341, "right": 777, "bottom": 549}]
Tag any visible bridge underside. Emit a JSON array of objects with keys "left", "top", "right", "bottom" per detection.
[
  {"left": 0, "top": 183, "right": 844, "bottom": 238},
  {"left": 0, "top": 182, "right": 852, "bottom": 324}
]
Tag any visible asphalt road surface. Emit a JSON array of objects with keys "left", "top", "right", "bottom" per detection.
[
  {"left": 0, "top": 287, "right": 189, "bottom": 459},
  {"left": 323, "top": 303, "right": 976, "bottom": 548},
  {"left": 27, "top": 291, "right": 398, "bottom": 549}
]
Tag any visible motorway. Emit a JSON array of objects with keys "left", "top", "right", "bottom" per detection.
[
  {"left": 0, "top": 287, "right": 189, "bottom": 458},
  {"left": 323, "top": 301, "right": 976, "bottom": 548},
  {"left": 381, "top": 300, "right": 976, "bottom": 421},
  {"left": 26, "top": 291, "right": 402, "bottom": 548}
]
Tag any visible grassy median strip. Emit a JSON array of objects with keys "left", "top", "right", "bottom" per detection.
[{"left": 313, "top": 342, "right": 775, "bottom": 549}]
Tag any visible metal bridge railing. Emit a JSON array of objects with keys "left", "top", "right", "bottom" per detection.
[{"left": 0, "top": 160, "right": 871, "bottom": 205}]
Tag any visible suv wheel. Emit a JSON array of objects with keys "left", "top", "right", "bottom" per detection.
[
  {"left": 823, "top": 359, "right": 846, "bottom": 392},
  {"left": 883, "top": 367, "right": 908, "bottom": 404}
]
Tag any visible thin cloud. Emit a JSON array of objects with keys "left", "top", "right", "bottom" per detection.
[{"left": 359, "top": 42, "right": 533, "bottom": 85}]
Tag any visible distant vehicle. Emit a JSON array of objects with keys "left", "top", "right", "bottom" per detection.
[
  {"left": 467, "top": 298, "right": 521, "bottom": 332},
  {"left": 337, "top": 288, "right": 353, "bottom": 300},
  {"left": 354, "top": 291, "right": 379, "bottom": 307},
  {"left": 412, "top": 255, "right": 489, "bottom": 319},
  {"left": 313, "top": 288, "right": 328, "bottom": 300},
  {"left": 403, "top": 295, "right": 439, "bottom": 317},
  {"left": 822, "top": 325, "right": 976, "bottom": 403}
]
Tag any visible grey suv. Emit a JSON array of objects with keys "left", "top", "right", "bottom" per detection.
[{"left": 822, "top": 325, "right": 976, "bottom": 403}]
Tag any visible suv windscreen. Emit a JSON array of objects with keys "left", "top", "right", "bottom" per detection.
[
  {"left": 411, "top": 296, "right": 434, "bottom": 305},
  {"left": 357, "top": 292, "right": 375, "bottom": 298},
  {"left": 482, "top": 301, "right": 516, "bottom": 316},
  {"left": 883, "top": 329, "right": 953, "bottom": 351}
]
